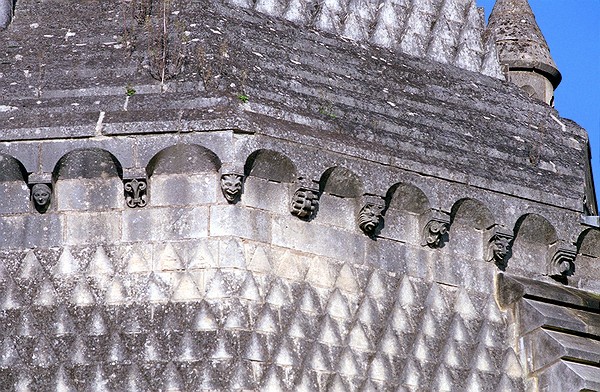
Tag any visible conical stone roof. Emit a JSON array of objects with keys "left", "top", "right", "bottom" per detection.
[{"left": 487, "top": 0, "right": 561, "bottom": 87}]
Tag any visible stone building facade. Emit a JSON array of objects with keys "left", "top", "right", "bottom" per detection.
[{"left": 0, "top": 0, "right": 598, "bottom": 391}]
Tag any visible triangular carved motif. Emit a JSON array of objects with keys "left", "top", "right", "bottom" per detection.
[
  {"left": 105, "top": 276, "right": 128, "bottom": 305},
  {"left": 146, "top": 273, "right": 170, "bottom": 303},
  {"left": 19, "top": 250, "right": 45, "bottom": 280},
  {"left": 246, "top": 246, "right": 272, "bottom": 274},
  {"left": 219, "top": 238, "right": 246, "bottom": 269},
  {"left": 171, "top": 272, "right": 202, "bottom": 302},
  {"left": 70, "top": 278, "right": 96, "bottom": 306},
  {"left": 158, "top": 243, "right": 184, "bottom": 271},
  {"left": 87, "top": 246, "right": 114, "bottom": 277},
  {"left": 32, "top": 277, "right": 57, "bottom": 306},
  {"left": 188, "top": 241, "right": 216, "bottom": 270},
  {"left": 52, "top": 248, "right": 79, "bottom": 277},
  {"left": 306, "top": 256, "right": 338, "bottom": 289},
  {"left": 55, "top": 365, "right": 77, "bottom": 392},
  {"left": 191, "top": 301, "right": 218, "bottom": 331}
]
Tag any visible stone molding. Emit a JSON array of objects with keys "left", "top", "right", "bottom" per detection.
[
  {"left": 0, "top": 142, "right": 595, "bottom": 283},
  {"left": 548, "top": 244, "right": 577, "bottom": 281}
]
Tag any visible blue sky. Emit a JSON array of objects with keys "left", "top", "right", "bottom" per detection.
[{"left": 476, "top": 0, "right": 600, "bottom": 189}]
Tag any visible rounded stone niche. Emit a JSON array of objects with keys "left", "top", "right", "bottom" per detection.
[
  {"left": 53, "top": 148, "right": 123, "bottom": 211},
  {"left": 0, "top": 154, "right": 29, "bottom": 214},
  {"left": 147, "top": 144, "right": 222, "bottom": 206}
]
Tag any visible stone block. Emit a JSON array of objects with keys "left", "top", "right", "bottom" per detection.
[
  {"left": 432, "top": 252, "right": 496, "bottom": 294},
  {"left": 448, "top": 227, "right": 485, "bottom": 260},
  {"left": 0, "top": 213, "right": 63, "bottom": 248},
  {"left": 365, "top": 238, "right": 408, "bottom": 274},
  {"left": 64, "top": 212, "right": 121, "bottom": 245},
  {"left": 24, "top": 213, "right": 63, "bottom": 248},
  {"left": 242, "top": 177, "right": 290, "bottom": 215},
  {"left": 0, "top": 142, "right": 39, "bottom": 173},
  {"left": 518, "top": 299, "right": 589, "bottom": 337},
  {"left": 272, "top": 216, "right": 365, "bottom": 262},
  {"left": 379, "top": 212, "right": 421, "bottom": 244},
  {"left": 316, "top": 194, "right": 356, "bottom": 230},
  {"left": 0, "top": 181, "right": 30, "bottom": 214},
  {"left": 0, "top": 215, "right": 26, "bottom": 248},
  {"left": 210, "top": 205, "right": 271, "bottom": 243},
  {"left": 122, "top": 206, "right": 209, "bottom": 242},
  {"left": 55, "top": 178, "right": 123, "bottom": 211},
  {"left": 150, "top": 173, "right": 218, "bottom": 206},
  {"left": 401, "top": 245, "right": 433, "bottom": 279}
]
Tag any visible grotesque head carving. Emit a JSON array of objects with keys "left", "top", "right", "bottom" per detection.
[
  {"left": 221, "top": 174, "right": 243, "bottom": 203},
  {"left": 487, "top": 233, "right": 512, "bottom": 269},
  {"left": 358, "top": 203, "right": 383, "bottom": 235},
  {"left": 31, "top": 183, "right": 52, "bottom": 211},
  {"left": 492, "top": 236, "right": 511, "bottom": 263}
]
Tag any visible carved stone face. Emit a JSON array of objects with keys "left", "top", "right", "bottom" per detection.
[
  {"left": 358, "top": 204, "right": 383, "bottom": 234},
  {"left": 492, "top": 238, "right": 511, "bottom": 261},
  {"left": 221, "top": 174, "right": 243, "bottom": 202},
  {"left": 32, "top": 184, "right": 51, "bottom": 208}
]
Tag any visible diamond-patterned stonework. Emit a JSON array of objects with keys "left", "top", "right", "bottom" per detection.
[{"left": 0, "top": 242, "right": 525, "bottom": 391}]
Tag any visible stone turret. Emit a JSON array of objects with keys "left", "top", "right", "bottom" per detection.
[{"left": 487, "top": 0, "right": 561, "bottom": 105}]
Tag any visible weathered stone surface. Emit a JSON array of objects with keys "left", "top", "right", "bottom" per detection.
[
  {"left": 64, "top": 212, "right": 121, "bottom": 245},
  {"left": 0, "top": 181, "right": 30, "bottom": 214},
  {"left": 122, "top": 207, "right": 210, "bottom": 242},
  {"left": 150, "top": 174, "right": 218, "bottom": 206},
  {"left": 0, "top": 0, "right": 597, "bottom": 391},
  {"left": 210, "top": 205, "right": 272, "bottom": 243},
  {"left": 55, "top": 178, "right": 123, "bottom": 211}
]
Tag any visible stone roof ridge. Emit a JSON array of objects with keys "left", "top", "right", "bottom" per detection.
[
  {"left": 486, "top": 0, "right": 561, "bottom": 87},
  {"left": 224, "top": 0, "right": 505, "bottom": 79}
]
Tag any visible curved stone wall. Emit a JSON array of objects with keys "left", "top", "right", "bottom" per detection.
[
  {"left": 0, "top": 129, "right": 595, "bottom": 389},
  {"left": 0, "top": 133, "right": 593, "bottom": 286}
]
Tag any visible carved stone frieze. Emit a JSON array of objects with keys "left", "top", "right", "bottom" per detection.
[
  {"left": 124, "top": 178, "right": 148, "bottom": 208},
  {"left": 220, "top": 173, "right": 244, "bottom": 203},
  {"left": 422, "top": 213, "right": 450, "bottom": 248},
  {"left": 31, "top": 183, "right": 52, "bottom": 213},
  {"left": 358, "top": 196, "right": 384, "bottom": 235},
  {"left": 548, "top": 246, "right": 577, "bottom": 281},
  {"left": 290, "top": 187, "right": 319, "bottom": 219}
]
